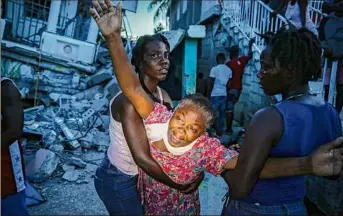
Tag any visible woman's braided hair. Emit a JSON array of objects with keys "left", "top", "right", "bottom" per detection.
[
  {"left": 131, "top": 33, "right": 172, "bottom": 110},
  {"left": 269, "top": 28, "right": 321, "bottom": 84}
]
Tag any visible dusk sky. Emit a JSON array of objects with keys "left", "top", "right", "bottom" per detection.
[{"left": 125, "top": 0, "right": 157, "bottom": 37}]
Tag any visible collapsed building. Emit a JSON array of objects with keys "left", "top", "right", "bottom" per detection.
[{"left": 1, "top": 0, "right": 193, "bottom": 186}]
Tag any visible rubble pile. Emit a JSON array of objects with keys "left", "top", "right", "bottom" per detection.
[
  {"left": 1, "top": 43, "right": 118, "bottom": 103},
  {"left": 1, "top": 30, "right": 187, "bottom": 186},
  {"left": 21, "top": 76, "right": 117, "bottom": 182},
  {"left": 1, "top": 47, "right": 120, "bottom": 184}
]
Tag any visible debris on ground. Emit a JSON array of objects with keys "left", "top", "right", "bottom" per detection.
[
  {"left": 26, "top": 149, "right": 60, "bottom": 183},
  {"left": 62, "top": 170, "right": 80, "bottom": 182}
]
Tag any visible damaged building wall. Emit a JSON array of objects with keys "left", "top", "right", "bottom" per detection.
[
  {"left": 195, "top": 16, "right": 270, "bottom": 127},
  {"left": 169, "top": 0, "right": 271, "bottom": 127}
]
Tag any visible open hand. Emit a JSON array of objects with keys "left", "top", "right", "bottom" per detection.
[
  {"left": 310, "top": 137, "right": 343, "bottom": 176},
  {"left": 89, "top": 0, "right": 122, "bottom": 38}
]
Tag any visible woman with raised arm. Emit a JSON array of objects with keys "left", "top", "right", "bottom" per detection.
[{"left": 90, "top": 1, "right": 343, "bottom": 215}]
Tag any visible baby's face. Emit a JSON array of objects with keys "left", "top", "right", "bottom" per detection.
[{"left": 167, "top": 105, "right": 206, "bottom": 147}]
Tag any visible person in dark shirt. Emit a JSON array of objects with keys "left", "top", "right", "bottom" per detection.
[
  {"left": 1, "top": 78, "right": 29, "bottom": 216},
  {"left": 196, "top": 72, "right": 208, "bottom": 97}
]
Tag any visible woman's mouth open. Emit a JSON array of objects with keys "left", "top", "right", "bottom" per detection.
[{"left": 169, "top": 133, "right": 184, "bottom": 146}]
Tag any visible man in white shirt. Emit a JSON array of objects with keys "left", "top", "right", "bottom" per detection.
[{"left": 207, "top": 53, "right": 232, "bottom": 137}]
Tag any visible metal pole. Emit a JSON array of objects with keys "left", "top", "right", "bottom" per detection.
[
  {"left": 47, "top": 0, "right": 62, "bottom": 33},
  {"left": 122, "top": 10, "right": 132, "bottom": 60},
  {"left": 328, "top": 61, "right": 338, "bottom": 105},
  {"left": 321, "top": 58, "right": 328, "bottom": 99}
]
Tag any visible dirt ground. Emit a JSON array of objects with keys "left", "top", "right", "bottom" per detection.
[{"left": 27, "top": 150, "right": 228, "bottom": 215}]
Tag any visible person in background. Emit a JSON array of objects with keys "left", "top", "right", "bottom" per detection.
[
  {"left": 271, "top": 0, "right": 318, "bottom": 36},
  {"left": 74, "top": 1, "right": 92, "bottom": 41},
  {"left": 320, "top": 0, "right": 343, "bottom": 113},
  {"left": 89, "top": 3, "right": 343, "bottom": 215},
  {"left": 196, "top": 72, "right": 208, "bottom": 97},
  {"left": 207, "top": 53, "right": 233, "bottom": 137},
  {"left": 225, "top": 39, "right": 254, "bottom": 134},
  {"left": 264, "top": 0, "right": 286, "bottom": 32},
  {"left": 1, "top": 78, "right": 29, "bottom": 216},
  {"left": 221, "top": 28, "right": 341, "bottom": 216}
]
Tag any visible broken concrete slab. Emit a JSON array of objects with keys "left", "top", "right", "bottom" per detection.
[
  {"left": 62, "top": 170, "right": 80, "bottom": 182},
  {"left": 62, "top": 164, "right": 76, "bottom": 172},
  {"left": 86, "top": 68, "right": 112, "bottom": 87},
  {"left": 70, "top": 100, "right": 91, "bottom": 111},
  {"left": 68, "top": 157, "right": 87, "bottom": 168},
  {"left": 49, "top": 144, "right": 64, "bottom": 153},
  {"left": 26, "top": 149, "right": 60, "bottom": 182},
  {"left": 73, "top": 85, "right": 102, "bottom": 101},
  {"left": 76, "top": 179, "right": 90, "bottom": 184},
  {"left": 80, "top": 132, "right": 95, "bottom": 149},
  {"left": 103, "top": 78, "right": 120, "bottom": 99},
  {"left": 94, "top": 132, "right": 110, "bottom": 152},
  {"left": 49, "top": 93, "right": 76, "bottom": 102},
  {"left": 82, "top": 109, "right": 96, "bottom": 122},
  {"left": 65, "top": 118, "right": 84, "bottom": 131},
  {"left": 94, "top": 115, "right": 110, "bottom": 129},
  {"left": 42, "top": 130, "right": 57, "bottom": 148},
  {"left": 55, "top": 117, "right": 80, "bottom": 149},
  {"left": 90, "top": 97, "right": 108, "bottom": 112}
]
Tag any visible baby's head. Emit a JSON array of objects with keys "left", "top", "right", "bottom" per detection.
[{"left": 167, "top": 94, "right": 215, "bottom": 147}]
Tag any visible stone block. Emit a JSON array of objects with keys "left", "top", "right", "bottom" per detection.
[
  {"left": 103, "top": 78, "right": 120, "bottom": 99},
  {"left": 26, "top": 149, "right": 60, "bottom": 182},
  {"left": 86, "top": 69, "right": 112, "bottom": 87},
  {"left": 62, "top": 170, "right": 80, "bottom": 182}
]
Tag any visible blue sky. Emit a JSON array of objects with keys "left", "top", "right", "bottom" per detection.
[{"left": 125, "top": 1, "right": 156, "bottom": 37}]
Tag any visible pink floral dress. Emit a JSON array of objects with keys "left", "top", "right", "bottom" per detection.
[{"left": 139, "top": 103, "right": 239, "bottom": 215}]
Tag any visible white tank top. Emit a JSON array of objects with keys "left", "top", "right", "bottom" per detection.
[
  {"left": 107, "top": 87, "right": 164, "bottom": 175},
  {"left": 285, "top": 1, "right": 318, "bottom": 36}
]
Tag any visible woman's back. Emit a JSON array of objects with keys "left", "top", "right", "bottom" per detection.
[{"left": 242, "top": 99, "right": 341, "bottom": 205}]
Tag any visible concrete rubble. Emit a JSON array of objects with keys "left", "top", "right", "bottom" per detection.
[
  {"left": 1, "top": 43, "right": 123, "bottom": 188},
  {"left": 62, "top": 170, "right": 80, "bottom": 182},
  {"left": 26, "top": 149, "right": 60, "bottom": 183},
  {"left": 20, "top": 77, "right": 117, "bottom": 183}
]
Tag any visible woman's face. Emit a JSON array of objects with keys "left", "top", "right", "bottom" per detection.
[
  {"left": 141, "top": 40, "right": 170, "bottom": 82},
  {"left": 167, "top": 105, "right": 206, "bottom": 147},
  {"left": 257, "top": 46, "right": 292, "bottom": 96}
]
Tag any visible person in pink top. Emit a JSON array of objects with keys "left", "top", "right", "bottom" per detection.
[{"left": 90, "top": 1, "right": 343, "bottom": 215}]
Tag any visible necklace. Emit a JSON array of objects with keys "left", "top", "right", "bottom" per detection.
[{"left": 283, "top": 92, "right": 316, "bottom": 101}]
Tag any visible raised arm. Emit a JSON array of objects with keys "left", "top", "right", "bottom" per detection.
[
  {"left": 221, "top": 107, "right": 343, "bottom": 199},
  {"left": 90, "top": 0, "right": 153, "bottom": 119},
  {"left": 298, "top": 0, "right": 308, "bottom": 28},
  {"left": 271, "top": 0, "right": 287, "bottom": 16}
]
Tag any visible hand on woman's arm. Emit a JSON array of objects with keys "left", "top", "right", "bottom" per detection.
[
  {"left": 120, "top": 99, "right": 202, "bottom": 193},
  {"left": 90, "top": 0, "right": 153, "bottom": 119}
]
